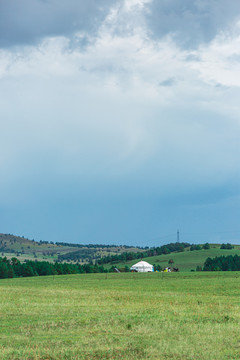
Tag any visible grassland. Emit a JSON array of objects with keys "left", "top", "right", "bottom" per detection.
[
  {"left": 0, "top": 234, "right": 75, "bottom": 262},
  {"left": 0, "top": 233, "right": 142, "bottom": 264},
  {"left": 105, "top": 245, "right": 240, "bottom": 271},
  {"left": 2, "top": 233, "right": 240, "bottom": 272},
  {"left": 1, "top": 272, "right": 240, "bottom": 359}
]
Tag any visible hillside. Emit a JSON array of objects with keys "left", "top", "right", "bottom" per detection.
[
  {"left": 0, "top": 233, "right": 144, "bottom": 263},
  {"left": 1, "top": 234, "right": 240, "bottom": 271},
  {"left": 103, "top": 244, "right": 240, "bottom": 271}
]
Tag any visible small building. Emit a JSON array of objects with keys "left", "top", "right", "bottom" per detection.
[{"left": 130, "top": 260, "right": 154, "bottom": 272}]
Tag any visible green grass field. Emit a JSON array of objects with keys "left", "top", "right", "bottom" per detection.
[
  {"left": 1, "top": 272, "right": 240, "bottom": 359},
  {"left": 105, "top": 245, "right": 240, "bottom": 271}
]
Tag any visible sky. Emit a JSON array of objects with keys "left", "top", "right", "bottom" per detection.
[{"left": 1, "top": 0, "right": 240, "bottom": 246}]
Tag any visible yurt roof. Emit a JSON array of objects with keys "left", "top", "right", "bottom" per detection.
[{"left": 131, "top": 261, "right": 153, "bottom": 267}]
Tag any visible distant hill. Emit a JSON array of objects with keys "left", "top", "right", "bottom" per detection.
[
  {"left": 0, "top": 233, "right": 145, "bottom": 264},
  {"left": 102, "top": 244, "right": 240, "bottom": 272},
  {"left": 1, "top": 234, "right": 240, "bottom": 271},
  {"left": 0, "top": 233, "right": 75, "bottom": 262}
]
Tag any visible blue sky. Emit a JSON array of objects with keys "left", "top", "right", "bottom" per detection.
[{"left": 1, "top": 0, "right": 240, "bottom": 246}]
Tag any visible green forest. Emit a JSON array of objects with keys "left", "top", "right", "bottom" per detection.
[
  {"left": 0, "top": 257, "right": 108, "bottom": 279},
  {"left": 203, "top": 254, "right": 240, "bottom": 271}
]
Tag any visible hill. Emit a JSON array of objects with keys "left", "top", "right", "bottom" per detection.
[
  {"left": 0, "top": 233, "right": 62, "bottom": 261},
  {"left": 103, "top": 244, "right": 240, "bottom": 271},
  {"left": 0, "top": 233, "right": 144, "bottom": 263},
  {"left": 1, "top": 234, "right": 240, "bottom": 271}
]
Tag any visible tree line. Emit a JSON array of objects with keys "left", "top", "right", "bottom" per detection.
[
  {"left": 190, "top": 243, "right": 210, "bottom": 251},
  {"left": 56, "top": 242, "right": 142, "bottom": 249},
  {"left": 203, "top": 254, "right": 240, "bottom": 271},
  {"left": 96, "top": 242, "right": 190, "bottom": 265},
  {"left": 0, "top": 257, "right": 108, "bottom": 279},
  {"left": 58, "top": 242, "right": 190, "bottom": 263}
]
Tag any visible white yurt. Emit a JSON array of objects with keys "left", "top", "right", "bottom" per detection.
[{"left": 130, "top": 260, "right": 154, "bottom": 272}]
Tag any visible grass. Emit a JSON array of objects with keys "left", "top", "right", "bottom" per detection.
[
  {"left": 0, "top": 272, "right": 240, "bottom": 359},
  {"left": 0, "top": 233, "right": 144, "bottom": 263},
  {"left": 1, "top": 234, "right": 240, "bottom": 270},
  {"left": 105, "top": 245, "right": 240, "bottom": 271}
]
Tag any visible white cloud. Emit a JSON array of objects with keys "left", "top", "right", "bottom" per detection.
[
  {"left": 191, "top": 21, "right": 240, "bottom": 87},
  {"left": 124, "top": 0, "right": 151, "bottom": 9},
  {"left": 1, "top": 0, "right": 240, "bottom": 243},
  {"left": 0, "top": 0, "right": 240, "bottom": 199}
]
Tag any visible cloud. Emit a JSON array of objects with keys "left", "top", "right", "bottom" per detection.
[
  {"left": 0, "top": 0, "right": 240, "bottom": 190},
  {"left": 0, "top": 0, "right": 115, "bottom": 48},
  {"left": 190, "top": 21, "right": 240, "bottom": 88},
  {"left": 145, "top": 0, "right": 240, "bottom": 48},
  {"left": 159, "top": 78, "right": 176, "bottom": 87},
  {"left": 1, "top": 0, "right": 240, "bottom": 243}
]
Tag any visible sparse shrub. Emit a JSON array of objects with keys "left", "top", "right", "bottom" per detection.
[
  {"left": 203, "top": 243, "right": 210, "bottom": 250},
  {"left": 155, "top": 265, "right": 162, "bottom": 271},
  {"left": 220, "top": 243, "right": 234, "bottom": 249},
  {"left": 190, "top": 245, "right": 202, "bottom": 251}
]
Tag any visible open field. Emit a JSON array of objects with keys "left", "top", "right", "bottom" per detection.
[
  {"left": 1, "top": 272, "right": 240, "bottom": 359},
  {"left": 105, "top": 245, "right": 240, "bottom": 271}
]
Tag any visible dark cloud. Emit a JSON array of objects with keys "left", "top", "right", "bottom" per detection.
[
  {"left": 146, "top": 0, "right": 240, "bottom": 48},
  {"left": 3, "top": 0, "right": 240, "bottom": 50},
  {"left": 0, "top": 0, "right": 115, "bottom": 48},
  {"left": 159, "top": 78, "right": 176, "bottom": 87}
]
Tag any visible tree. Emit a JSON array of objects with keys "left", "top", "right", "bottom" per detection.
[
  {"left": 162, "top": 246, "right": 170, "bottom": 255},
  {"left": 190, "top": 245, "right": 202, "bottom": 251},
  {"left": 203, "top": 243, "right": 210, "bottom": 250},
  {"left": 0, "top": 263, "right": 9, "bottom": 278},
  {"left": 11, "top": 258, "right": 20, "bottom": 266},
  {"left": 203, "top": 254, "right": 240, "bottom": 271},
  {"left": 177, "top": 245, "right": 185, "bottom": 252},
  {"left": 220, "top": 243, "right": 234, "bottom": 250},
  {"left": 22, "top": 264, "right": 35, "bottom": 277},
  {"left": 8, "top": 265, "right": 15, "bottom": 278},
  {"left": 155, "top": 264, "right": 162, "bottom": 271}
]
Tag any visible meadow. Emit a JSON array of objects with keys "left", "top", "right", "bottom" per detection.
[
  {"left": 104, "top": 245, "right": 240, "bottom": 271},
  {"left": 0, "top": 272, "right": 240, "bottom": 359}
]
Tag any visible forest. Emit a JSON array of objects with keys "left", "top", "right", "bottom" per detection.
[
  {"left": 203, "top": 254, "right": 240, "bottom": 271},
  {"left": 0, "top": 257, "right": 108, "bottom": 279}
]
